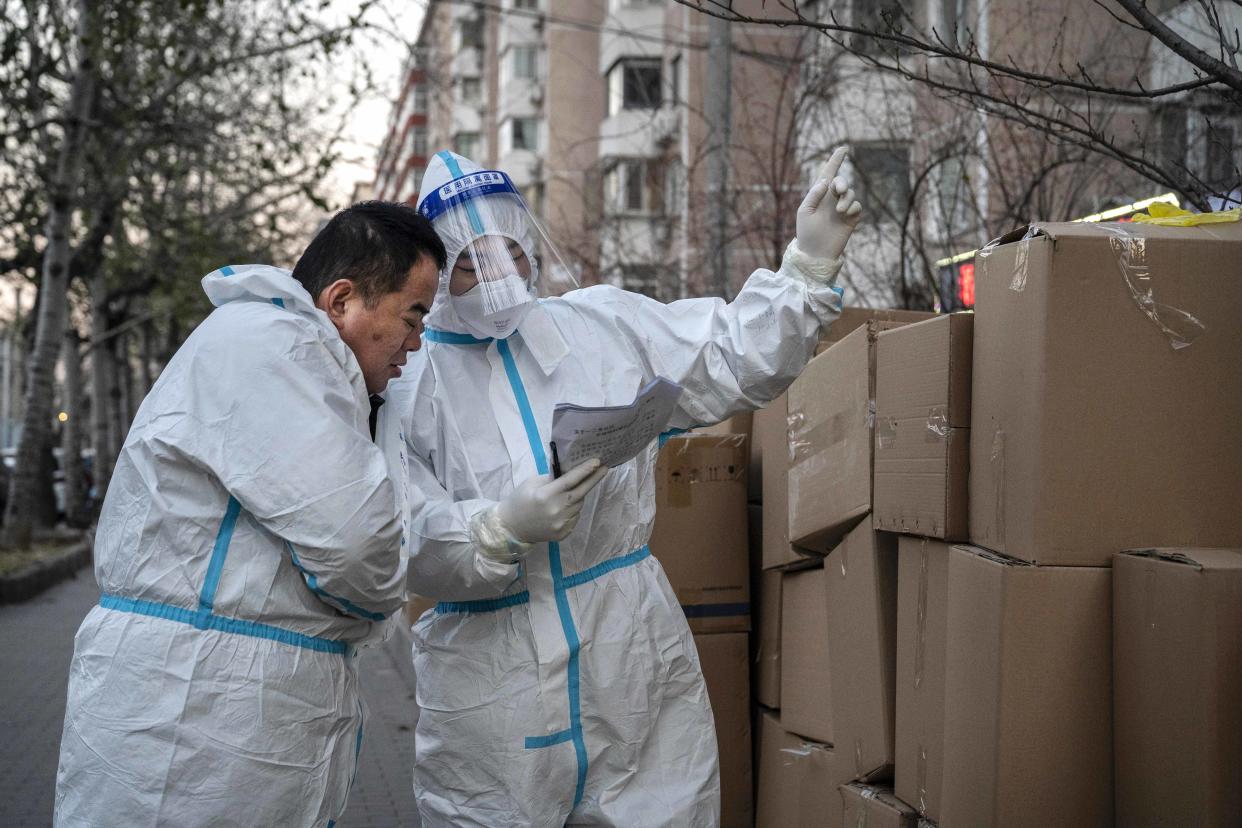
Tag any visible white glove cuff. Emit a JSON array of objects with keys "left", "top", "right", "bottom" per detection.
[
  {"left": 782, "top": 238, "right": 844, "bottom": 285},
  {"left": 469, "top": 506, "right": 532, "bottom": 565}
]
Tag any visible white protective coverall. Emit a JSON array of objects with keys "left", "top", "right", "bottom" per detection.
[
  {"left": 397, "top": 152, "right": 844, "bottom": 827},
  {"left": 54, "top": 264, "right": 410, "bottom": 828}
]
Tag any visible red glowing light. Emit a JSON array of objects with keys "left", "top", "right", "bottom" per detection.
[{"left": 958, "top": 262, "right": 975, "bottom": 307}]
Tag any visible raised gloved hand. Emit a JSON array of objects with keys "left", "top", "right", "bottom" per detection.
[
  {"left": 795, "top": 147, "right": 863, "bottom": 263},
  {"left": 470, "top": 459, "right": 609, "bottom": 564}
]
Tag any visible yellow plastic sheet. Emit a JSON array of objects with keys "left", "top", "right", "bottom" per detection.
[{"left": 1130, "top": 202, "right": 1241, "bottom": 225}]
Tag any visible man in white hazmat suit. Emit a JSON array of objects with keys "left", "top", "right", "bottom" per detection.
[
  {"left": 397, "top": 149, "right": 861, "bottom": 826},
  {"left": 54, "top": 201, "right": 445, "bottom": 827}
]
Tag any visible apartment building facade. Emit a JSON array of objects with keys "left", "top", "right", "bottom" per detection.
[{"left": 376, "top": 0, "right": 1238, "bottom": 308}]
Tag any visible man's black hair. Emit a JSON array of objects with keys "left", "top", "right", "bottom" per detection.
[{"left": 292, "top": 201, "right": 447, "bottom": 305}]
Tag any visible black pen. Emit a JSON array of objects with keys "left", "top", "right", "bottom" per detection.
[{"left": 549, "top": 441, "right": 563, "bottom": 479}]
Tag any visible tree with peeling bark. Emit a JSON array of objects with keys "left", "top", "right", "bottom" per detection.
[{"left": 0, "top": 0, "right": 396, "bottom": 549}]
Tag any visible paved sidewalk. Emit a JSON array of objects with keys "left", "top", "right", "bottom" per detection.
[{"left": 0, "top": 570, "right": 421, "bottom": 826}]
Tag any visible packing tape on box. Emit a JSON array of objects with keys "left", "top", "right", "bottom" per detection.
[
  {"left": 917, "top": 745, "right": 929, "bottom": 815},
  {"left": 787, "top": 410, "right": 848, "bottom": 465},
  {"left": 1009, "top": 238, "right": 1031, "bottom": 292},
  {"left": 876, "top": 417, "right": 898, "bottom": 450},
  {"left": 926, "top": 405, "right": 950, "bottom": 440},
  {"left": 1099, "top": 223, "right": 1206, "bottom": 350},
  {"left": 990, "top": 429, "right": 1005, "bottom": 548}
]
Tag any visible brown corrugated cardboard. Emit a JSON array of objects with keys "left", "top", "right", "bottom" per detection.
[
  {"left": 755, "top": 565, "right": 782, "bottom": 709},
  {"left": 694, "top": 632, "right": 753, "bottom": 828},
  {"left": 697, "top": 411, "right": 757, "bottom": 501},
  {"left": 825, "top": 518, "right": 898, "bottom": 782},
  {"left": 941, "top": 544, "right": 1112, "bottom": 827},
  {"left": 756, "top": 394, "right": 804, "bottom": 570},
  {"left": 779, "top": 566, "right": 833, "bottom": 743},
  {"left": 788, "top": 320, "right": 919, "bottom": 555},
  {"left": 755, "top": 710, "right": 843, "bottom": 828},
  {"left": 840, "top": 783, "right": 918, "bottom": 828},
  {"left": 787, "top": 327, "right": 871, "bottom": 555},
  {"left": 893, "top": 536, "right": 950, "bottom": 822},
  {"left": 651, "top": 434, "right": 751, "bottom": 632},
  {"left": 874, "top": 314, "right": 972, "bottom": 541},
  {"left": 818, "top": 306, "right": 937, "bottom": 352},
  {"left": 1114, "top": 548, "right": 1242, "bottom": 827},
  {"left": 970, "top": 221, "right": 1242, "bottom": 566},
  {"left": 405, "top": 594, "right": 437, "bottom": 626}
]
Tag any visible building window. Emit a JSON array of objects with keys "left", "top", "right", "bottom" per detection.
[
  {"left": 939, "top": 0, "right": 967, "bottom": 49},
  {"left": 513, "top": 0, "right": 538, "bottom": 9},
  {"left": 933, "top": 155, "right": 971, "bottom": 235},
  {"left": 454, "top": 131, "right": 480, "bottom": 159},
  {"left": 607, "top": 58, "right": 662, "bottom": 116},
  {"left": 852, "top": 143, "right": 911, "bottom": 219},
  {"left": 511, "top": 118, "right": 540, "bottom": 152},
  {"left": 410, "top": 125, "right": 428, "bottom": 158},
  {"left": 619, "top": 265, "right": 664, "bottom": 301},
  {"left": 1205, "top": 118, "right": 1237, "bottom": 189},
  {"left": 459, "top": 16, "right": 484, "bottom": 50},
  {"left": 850, "top": 0, "right": 913, "bottom": 54},
  {"left": 459, "top": 76, "right": 482, "bottom": 105},
  {"left": 670, "top": 53, "right": 682, "bottom": 105},
  {"left": 512, "top": 46, "right": 539, "bottom": 81},
  {"left": 604, "top": 159, "right": 664, "bottom": 214},
  {"left": 1158, "top": 105, "right": 1188, "bottom": 170},
  {"left": 412, "top": 85, "right": 428, "bottom": 113}
]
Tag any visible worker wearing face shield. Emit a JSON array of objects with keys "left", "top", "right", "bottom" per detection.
[{"left": 396, "top": 149, "right": 861, "bottom": 827}]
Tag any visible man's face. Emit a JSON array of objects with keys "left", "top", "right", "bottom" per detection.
[{"left": 334, "top": 258, "right": 439, "bottom": 394}]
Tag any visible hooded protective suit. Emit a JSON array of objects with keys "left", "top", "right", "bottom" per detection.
[
  {"left": 398, "top": 152, "right": 843, "bottom": 826},
  {"left": 54, "top": 265, "right": 409, "bottom": 828}
]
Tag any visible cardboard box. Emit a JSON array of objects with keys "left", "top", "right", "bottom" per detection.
[
  {"left": 755, "top": 709, "right": 843, "bottom": 828},
  {"left": 756, "top": 394, "right": 805, "bottom": 570},
  {"left": 825, "top": 518, "right": 899, "bottom": 782},
  {"left": 1113, "top": 548, "right": 1242, "bottom": 827},
  {"left": 695, "top": 412, "right": 757, "bottom": 501},
  {"left": 818, "top": 306, "right": 936, "bottom": 353},
  {"left": 405, "top": 594, "right": 437, "bottom": 626},
  {"left": 840, "top": 783, "right": 918, "bottom": 828},
  {"left": 750, "top": 501, "right": 779, "bottom": 710},
  {"left": 970, "top": 221, "right": 1242, "bottom": 566},
  {"left": 873, "top": 314, "right": 972, "bottom": 541},
  {"left": 941, "top": 545, "right": 1112, "bottom": 827},
  {"left": 651, "top": 434, "right": 751, "bottom": 632},
  {"left": 779, "top": 566, "right": 833, "bottom": 743},
  {"left": 893, "top": 536, "right": 950, "bottom": 822},
  {"left": 788, "top": 321, "right": 919, "bottom": 555},
  {"left": 694, "top": 632, "right": 753, "bottom": 828}
]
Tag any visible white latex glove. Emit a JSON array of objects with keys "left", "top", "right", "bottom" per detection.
[
  {"left": 795, "top": 147, "right": 863, "bottom": 262},
  {"left": 470, "top": 459, "right": 609, "bottom": 564}
]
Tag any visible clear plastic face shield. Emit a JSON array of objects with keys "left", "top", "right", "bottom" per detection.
[{"left": 418, "top": 169, "right": 578, "bottom": 330}]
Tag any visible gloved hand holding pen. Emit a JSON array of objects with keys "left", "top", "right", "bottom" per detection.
[{"left": 470, "top": 458, "right": 610, "bottom": 564}]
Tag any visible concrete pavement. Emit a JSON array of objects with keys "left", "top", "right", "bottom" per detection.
[{"left": 0, "top": 569, "right": 421, "bottom": 826}]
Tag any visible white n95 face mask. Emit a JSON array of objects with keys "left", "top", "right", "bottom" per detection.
[{"left": 452, "top": 276, "right": 533, "bottom": 339}]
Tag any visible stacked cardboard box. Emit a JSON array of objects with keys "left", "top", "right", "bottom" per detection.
[
  {"left": 1113, "top": 548, "right": 1242, "bottom": 827},
  {"left": 750, "top": 308, "right": 932, "bottom": 827},
  {"left": 649, "top": 431, "right": 753, "bottom": 827}
]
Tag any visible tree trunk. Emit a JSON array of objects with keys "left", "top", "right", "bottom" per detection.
[
  {"left": 61, "top": 328, "right": 88, "bottom": 528},
  {"left": 115, "top": 332, "right": 133, "bottom": 440},
  {"left": 139, "top": 316, "right": 155, "bottom": 400},
  {"left": 2, "top": 0, "right": 98, "bottom": 550},
  {"left": 90, "top": 280, "right": 117, "bottom": 495}
]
